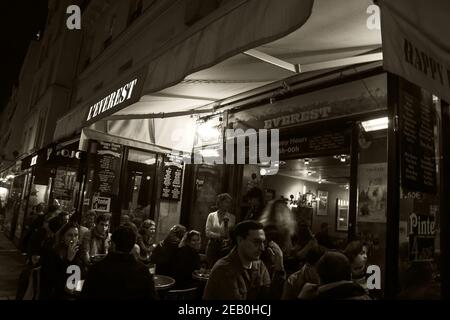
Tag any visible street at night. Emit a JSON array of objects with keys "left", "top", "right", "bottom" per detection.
[{"left": 0, "top": 0, "right": 449, "bottom": 308}]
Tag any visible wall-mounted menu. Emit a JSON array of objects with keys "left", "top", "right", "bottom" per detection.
[
  {"left": 161, "top": 159, "right": 184, "bottom": 201},
  {"left": 53, "top": 168, "right": 77, "bottom": 200},
  {"left": 399, "top": 80, "right": 437, "bottom": 193},
  {"left": 279, "top": 130, "right": 350, "bottom": 159},
  {"left": 94, "top": 141, "right": 122, "bottom": 195}
]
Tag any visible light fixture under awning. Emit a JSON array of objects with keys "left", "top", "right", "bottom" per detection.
[{"left": 361, "top": 117, "right": 388, "bottom": 132}]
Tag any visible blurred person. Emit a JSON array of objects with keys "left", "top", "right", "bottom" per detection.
[
  {"left": 315, "top": 222, "right": 334, "bottom": 249},
  {"left": 150, "top": 224, "right": 186, "bottom": 276},
  {"left": 242, "top": 187, "right": 264, "bottom": 221},
  {"left": 203, "top": 220, "right": 286, "bottom": 300},
  {"left": 81, "top": 213, "right": 111, "bottom": 266},
  {"left": 82, "top": 210, "right": 97, "bottom": 229},
  {"left": 120, "top": 214, "right": 131, "bottom": 226},
  {"left": 299, "top": 251, "right": 370, "bottom": 300},
  {"left": 205, "top": 193, "right": 236, "bottom": 268},
  {"left": 79, "top": 210, "right": 97, "bottom": 243},
  {"left": 122, "top": 222, "right": 141, "bottom": 261},
  {"left": 81, "top": 225, "right": 157, "bottom": 300},
  {"left": 137, "top": 219, "right": 157, "bottom": 260},
  {"left": 172, "top": 230, "right": 202, "bottom": 289},
  {"left": 291, "top": 223, "right": 318, "bottom": 262},
  {"left": 258, "top": 199, "right": 296, "bottom": 255},
  {"left": 282, "top": 245, "right": 326, "bottom": 299},
  {"left": 344, "top": 241, "right": 369, "bottom": 291},
  {"left": 17, "top": 216, "right": 64, "bottom": 300},
  {"left": 39, "top": 222, "right": 84, "bottom": 300}
]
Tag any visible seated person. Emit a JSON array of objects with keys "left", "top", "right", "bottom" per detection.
[
  {"left": 137, "top": 219, "right": 157, "bottom": 261},
  {"left": 39, "top": 222, "right": 84, "bottom": 300},
  {"left": 81, "top": 225, "right": 157, "bottom": 300},
  {"left": 150, "top": 224, "right": 186, "bottom": 276},
  {"left": 299, "top": 251, "right": 370, "bottom": 300},
  {"left": 81, "top": 213, "right": 111, "bottom": 266},
  {"left": 282, "top": 245, "right": 326, "bottom": 299},
  {"left": 172, "top": 230, "right": 202, "bottom": 289},
  {"left": 344, "top": 241, "right": 369, "bottom": 291},
  {"left": 203, "top": 220, "right": 286, "bottom": 300}
]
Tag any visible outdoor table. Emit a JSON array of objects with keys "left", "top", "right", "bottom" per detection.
[
  {"left": 192, "top": 269, "right": 211, "bottom": 282},
  {"left": 154, "top": 275, "right": 175, "bottom": 291}
]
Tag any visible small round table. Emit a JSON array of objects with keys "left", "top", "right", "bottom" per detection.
[
  {"left": 192, "top": 270, "right": 211, "bottom": 282},
  {"left": 154, "top": 275, "right": 175, "bottom": 291}
]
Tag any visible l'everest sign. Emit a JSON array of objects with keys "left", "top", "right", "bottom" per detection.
[
  {"left": 84, "top": 67, "right": 147, "bottom": 124},
  {"left": 380, "top": 0, "right": 450, "bottom": 102}
]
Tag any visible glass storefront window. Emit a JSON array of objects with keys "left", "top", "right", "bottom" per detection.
[
  {"left": 396, "top": 81, "right": 441, "bottom": 299},
  {"left": 121, "top": 149, "right": 157, "bottom": 224},
  {"left": 356, "top": 125, "right": 388, "bottom": 298}
]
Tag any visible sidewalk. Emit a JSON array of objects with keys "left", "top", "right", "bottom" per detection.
[{"left": 0, "top": 231, "right": 26, "bottom": 300}]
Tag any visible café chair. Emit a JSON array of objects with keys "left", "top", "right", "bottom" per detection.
[{"left": 164, "top": 287, "right": 198, "bottom": 300}]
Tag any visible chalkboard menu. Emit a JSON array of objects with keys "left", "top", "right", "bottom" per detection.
[
  {"left": 279, "top": 130, "right": 350, "bottom": 159},
  {"left": 399, "top": 80, "right": 437, "bottom": 193},
  {"left": 94, "top": 141, "right": 122, "bottom": 196},
  {"left": 161, "top": 159, "right": 184, "bottom": 201},
  {"left": 53, "top": 168, "right": 77, "bottom": 200}
]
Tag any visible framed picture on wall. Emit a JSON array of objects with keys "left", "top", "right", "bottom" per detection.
[
  {"left": 317, "top": 190, "right": 328, "bottom": 216},
  {"left": 336, "top": 198, "right": 349, "bottom": 232}
]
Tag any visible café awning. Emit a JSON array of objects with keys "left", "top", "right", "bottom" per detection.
[
  {"left": 54, "top": 0, "right": 383, "bottom": 150},
  {"left": 379, "top": 0, "right": 450, "bottom": 102}
]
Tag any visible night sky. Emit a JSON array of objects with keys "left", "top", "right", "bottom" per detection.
[{"left": 1, "top": 1, "right": 48, "bottom": 111}]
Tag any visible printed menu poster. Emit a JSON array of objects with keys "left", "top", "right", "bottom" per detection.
[
  {"left": 53, "top": 168, "right": 77, "bottom": 200},
  {"left": 358, "top": 163, "right": 387, "bottom": 223},
  {"left": 161, "top": 159, "right": 184, "bottom": 201}
]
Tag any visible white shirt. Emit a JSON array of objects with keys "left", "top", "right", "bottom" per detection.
[{"left": 205, "top": 211, "right": 236, "bottom": 239}]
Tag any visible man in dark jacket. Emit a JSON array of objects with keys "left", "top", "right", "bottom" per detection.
[
  {"left": 81, "top": 225, "right": 157, "bottom": 300},
  {"left": 203, "top": 220, "right": 286, "bottom": 300}
]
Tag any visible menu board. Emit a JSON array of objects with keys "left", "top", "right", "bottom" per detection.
[
  {"left": 279, "top": 130, "right": 350, "bottom": 159},
  {"left": 399, "top": 81, "right": 437, "bottom": 193},
  {"left": 94, "top": 142, "right": 122, "bottom": 195},
  {"left": 53, "top": 168, "right": 77, "bottom": 200},
  {"left": 161, "top": 160, "right": 184, "bottom": 201}
]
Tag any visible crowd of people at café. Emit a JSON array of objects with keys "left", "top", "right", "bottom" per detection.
[{"left": 14, "top": 188, "right": 392, "bottom": 300}]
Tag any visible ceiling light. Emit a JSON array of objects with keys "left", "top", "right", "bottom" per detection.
[
  {"left": 361, "top": 117, "right": 388, "bottom": 132},
  {"left": 304, "top": 158, "right": 310, "bottom": 165}
]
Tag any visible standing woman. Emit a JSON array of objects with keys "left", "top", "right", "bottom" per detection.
[
  {"left": 39, "top": 222, "right": 84, "bottom": 300},
  {"left": 205, "top": 193, "right": 235, "bottom": 268}
]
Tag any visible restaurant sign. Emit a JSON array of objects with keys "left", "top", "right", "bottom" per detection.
[
  {"left": 380, "top": 0, "right": 450, "bottom": 102},
  {"left": 83, "top": 67, "right": 147, "bottom": 126},
  {"left": 229, "top": 74, "right": 387, "bottom": 130}
]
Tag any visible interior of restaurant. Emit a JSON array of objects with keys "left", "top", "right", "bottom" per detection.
[{"left": 243, "top": 154, "right": 351, "bottom": 245}]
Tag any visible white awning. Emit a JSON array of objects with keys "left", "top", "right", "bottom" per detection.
[
  {"left": 380, "top": 0, "right": 450, "bottom": 101},
  {"left": 55, "top": 0, "right": 383, "bottom": 149},
  {"left": 109, "top": 0, "right": 382, "bottom": 120}
]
